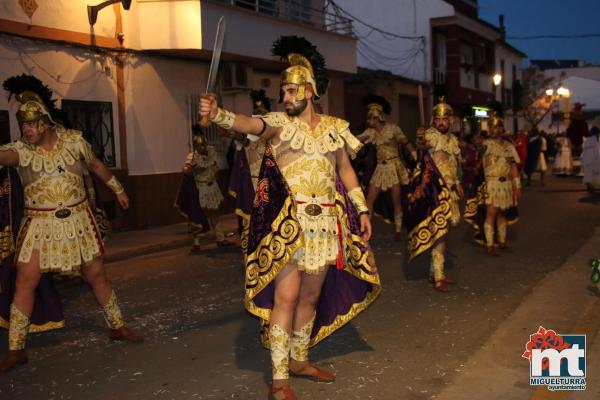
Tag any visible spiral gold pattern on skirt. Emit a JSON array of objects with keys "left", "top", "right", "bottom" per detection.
[
  {"left": 407, "top": 186, "right": 452, "bottom": 261},
  {"left": 244, "top": 196, "right": 304, "bottom": 320}
]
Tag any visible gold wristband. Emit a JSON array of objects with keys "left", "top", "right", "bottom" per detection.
[
  {"left": 348, "top": 187, "right": 369, "bottom": 214},
  {"left": 88, "top": 187, "right": 96, "bottom": 200},
  {"left": 211, "top": 108, "right": 236, "bottom": 130},
  {"left": 106, "top": 176, "right": 124, "bottom": 194}
]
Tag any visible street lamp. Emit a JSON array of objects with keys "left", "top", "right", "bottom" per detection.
[
  {"left": 493, "top": 73, "right": 502, "bottom": 86},
  {"left": 557, "top": 86, "right": 570, "bottom": 97},
  {"left": 545, "top": 85, "right": 570, "bottom": 134}
]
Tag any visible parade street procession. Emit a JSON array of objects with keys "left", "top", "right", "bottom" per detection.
[{"left": 1, "top": 1, "right": 600, "bottom": 399}]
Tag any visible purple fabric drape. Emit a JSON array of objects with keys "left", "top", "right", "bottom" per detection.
[
  {"left": 174, "top": 174, "right": 209, "bottom": 233},
  {"left": 1, "top": 167, "right": 64, "bottom": 331}
]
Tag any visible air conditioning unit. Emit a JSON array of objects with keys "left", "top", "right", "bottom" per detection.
[{"left": 222, "top": 62, "right": 252, "bottom": 91}]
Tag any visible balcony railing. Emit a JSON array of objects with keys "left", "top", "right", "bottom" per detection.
[
  {"left": 434, "top": 68, "right": 446, "bottom": 85},
  {"left": 212, "top": 0, "right": 353, "bottom": 36}
]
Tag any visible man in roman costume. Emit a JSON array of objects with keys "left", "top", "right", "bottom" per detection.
[
  {"left": 0, "top": 74, "right": 142, "bottom": 373},
  {"left": 464, "top": 114, "right": 521, "bottom": 254},
  {"left": 407, "top": 97, "right": 462, "bottom": 293},
  {"left": 356, "top": 95, "right": 415, "bottom": 240},
  {"left": 181, "top": 125, "right": 230, "bottom": 250},
  {"left": 200, "top": 36, "right": 380, "bottom": 400}
]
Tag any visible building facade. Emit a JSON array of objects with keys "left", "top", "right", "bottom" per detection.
[{"left": 0, "top": 0, "right": 356, "bottom": 229}]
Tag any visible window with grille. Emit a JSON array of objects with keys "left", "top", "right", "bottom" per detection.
[{"left": 61, "top": 100, "right": 116, "bottom": 167}]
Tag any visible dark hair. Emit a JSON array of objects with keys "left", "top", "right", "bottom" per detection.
[{"left": 191, "top": 124, "right": 203, "bottom": 136}]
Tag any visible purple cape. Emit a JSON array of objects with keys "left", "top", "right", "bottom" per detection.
[
  {"left": 405, "top": 152, "right": 452, "bottom": 261},
  {"left": 243, "top": 145, "right": 381, "bottom": 347},
  {"left": 174, "top": 173, "right": 210, "bottom": 235},
  {"left": 228, "top": 148, "right": 255, "bottom": 253},
  {"left": 0, "top": 167, "right": 64, "bottom": 332}
]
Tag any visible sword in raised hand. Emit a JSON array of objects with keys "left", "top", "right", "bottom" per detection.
[{"left": 200, "top": 16, "right": 226, "bottom": 127}]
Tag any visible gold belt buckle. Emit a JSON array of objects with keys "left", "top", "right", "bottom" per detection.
[
  {"left": 305, "top": 203, "right": 322, "bottom": 216},
  {"left": 55, "top": 208, "right": 72, "bottom": 219}
]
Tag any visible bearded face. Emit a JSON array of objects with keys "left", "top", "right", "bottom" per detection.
[
  {"left": 490, "top": 125, "right": 504, "bottom": 139},
  {"left": 281, "top": 83, "right": 310, "bottom": 117},
  {"left": 433, "top": 115, "right": 450, "bottom": 134}
]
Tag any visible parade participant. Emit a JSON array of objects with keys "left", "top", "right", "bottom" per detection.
[
  {"left": 464, "top": 114, "right": 521, "bottom": 254},
  {"left": 0, "top": 164, "right": 64, "bottom": 337},
  {"left": 566, "top": 102, "right": 588, "bottom": 157},
  {"left": 181, "top": 125, "right": 230, "bottom": 250},
  {"left": 0, "top": 74, "right": 142, "bottom": 373},
  {"left": 515, "top": 130, "right": 528, "bottom": 178},
  {"left": 356, "top": 95, "right": 415, "bottom": 239},
  {"left": 553, "top": 132, "right": 573, "bottom": 176},
  {"left": 462, "top": 132, "right": 481, "bottom": 191},
  {"left": 200, "top": 36, "right": 380, "bottom": 400},
  {"left": 525, "top": 129, "right": 547, "bottom": 186},
  {"left": 582, "top": 121, "right": 600, "bottom": 192},
  {"left": 409, "top": 97, "right": 462, "bottom": 293}
]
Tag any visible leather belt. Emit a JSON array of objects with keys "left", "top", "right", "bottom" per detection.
[
  {"left": 25, "top": 198, "right": 88, "bottom": 219},
  {"left": 296, "top": 201, "right": 335, "bottom": 217}
]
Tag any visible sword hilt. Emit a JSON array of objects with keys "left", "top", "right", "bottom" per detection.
[
  {"left": 200, "top": 114, "right": 211, "bottom": 128},
  {"left": 200, "top": 93, "right": 215, "bottom": 128}
]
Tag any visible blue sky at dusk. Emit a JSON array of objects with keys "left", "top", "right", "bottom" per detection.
[{"left": 478, "top": 0, "right": 600, "bottom": 64}]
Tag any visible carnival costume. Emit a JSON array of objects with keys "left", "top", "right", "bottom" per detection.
[
  {"left": 210, "top": 36, "right": 380, "bottom": 387},
  {"left": 406, "top": 97, "right": 458, "bottom": 291},
  {"left": 0, "top": 75, "right": 139, "bottom": 370},
  {"left": 464, "top": 114, "right": 520, "bottom": 250},
  {"left": 553, "top": 135, "right": 573, "bottom": 175},
  {"left": 177, "top": 127, "right": 226, "bottom": 246},
  {"left": 358, "top": 95, "right": 411, "bottom": 234},
  {"left": 0, "top": 166, "right": 64, "bottom": 332}
]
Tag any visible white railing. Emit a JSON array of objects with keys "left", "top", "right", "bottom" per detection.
[{"left": 211, "top": 0, "right": 353, "bottom": 35}]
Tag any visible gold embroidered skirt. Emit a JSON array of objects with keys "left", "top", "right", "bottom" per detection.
[
  {"left": 197, "top": 182, "right": 224, "bottom": 210},
  {"left": 293, "top": 202, "right": 339, "bottom": 274},
  {"left": 370, "top": 160, "right": 409, "bottom": 190},
  {"left": 485, "top": 178, "right": 515, "bottom": 210},
  {"left": 16, "top": 201, "right": 103, "bottom": 275}
]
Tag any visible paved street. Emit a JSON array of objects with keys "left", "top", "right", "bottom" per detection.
[{"left": 1, "top": 175, "right": 599, "bottom": 400}]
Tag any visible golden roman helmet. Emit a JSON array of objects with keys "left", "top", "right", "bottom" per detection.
[
  {"left": 280, "top": 53, "right": 319, "bottom": 102},
  {"left": 367, "top": 103, "right": 385, "bottom": 123},
  {"left": 15, "top": 91, "right": 56, "bottom": 126},
  {"left": 431, "top": 96, "right": 454, "bottom": 119}
]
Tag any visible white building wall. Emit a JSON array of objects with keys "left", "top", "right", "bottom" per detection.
[
  {"left": 495, "top": 45, "right": 525, "bottom": 133},
  {"left": 0, "top": 0, "right": 117, "bottom": 38},
  {"left": 329, "top": 0, "right": 454, "bottom": 82},
  {"left": 124, "top": 55, "right": 208, "bottom": 176},
  {"left": 0, "top": 35, "right": 121, "bottom": 160}
]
